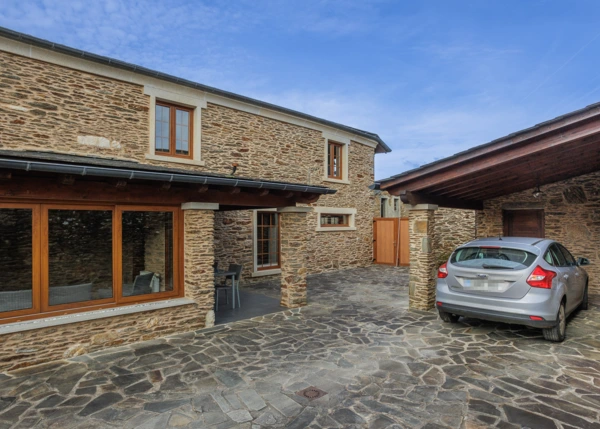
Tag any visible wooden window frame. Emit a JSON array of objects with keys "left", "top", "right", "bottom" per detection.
[
  {"left": 0, "top": 202, "right": 184, "bottom": 325},
  {"left": 255, "top": 211, "right": 281, "bottom": 271},
  {"left": 0, "top": 203, "right": 41, "bottom": 320},
  {"left": 155, "top": 101, "right": 194, "bottom": 160},
  {"left": 327, "top": 141, "right": 344, "bottom": 179},
  {"left": 320, "top": 213, "right": 350, "bottom": 228}
]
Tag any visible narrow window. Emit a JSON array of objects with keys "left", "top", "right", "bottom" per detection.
[
  {"left": 320, "top": 213, "right": 350, "bottom": 227},
  {"left": 380, "top": 198, "right": 387, "bottom": 217},
  {"left": 327, "top": 141, "right": 343, "bottom": 179},
  {"left": 155, "top": 102, "right": 193, "bottom": 159},
  {"left": 256, "top": 212, "right": 280, "bottom": 270},
  {"left": 394, "top": 198, "right": 399, "bottom": 212}
]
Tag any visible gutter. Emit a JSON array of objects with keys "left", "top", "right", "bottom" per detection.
[
  {"left": 0, "top": 158, "right": 336, "bottom": 195},
  {"left": 0, "top": 26, "right": 391, "bottom": 154}
]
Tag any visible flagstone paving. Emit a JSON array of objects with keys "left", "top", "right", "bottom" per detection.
[{"left": 0, "top": 266, "right": 599, "bottom": 428}]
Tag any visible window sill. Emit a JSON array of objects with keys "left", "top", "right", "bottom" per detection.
[
  {"left": 316, "top": 226, "right": 357, "bottom": 232},
  {"left": 145, "top": 153, "right": 205, "bottom": 166},
  {"left": 251, "top": 269, "right": 281, "bottom": 277},
  {"left": 0, "top": 298, "right": 195, "bottom": 335},
  {"left": 323, "top": 177, "right": 350, "bottom": 185}
]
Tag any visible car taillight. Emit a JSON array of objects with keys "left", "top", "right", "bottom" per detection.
[
  {"left": 526, "top": 265, "right": 556, "bottom": 289},
  {"left": 438, "top": 262, "right": 448, "bottom": 279}
]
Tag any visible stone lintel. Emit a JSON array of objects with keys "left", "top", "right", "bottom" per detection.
[
  {"left": 405, "top": 204, "right": 438, "bottom": 211},
  {"left": 277, "top": 206, "right": 313, "bottom": 213},
  {"left": 181, "top": 202, "right": 219, "bottom": 211}
]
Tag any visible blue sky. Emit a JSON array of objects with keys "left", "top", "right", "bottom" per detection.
[{"left": 1, "top": 1, "right": 600, "bottom": 180}]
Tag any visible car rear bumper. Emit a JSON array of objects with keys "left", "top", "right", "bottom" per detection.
[
  {"left": 436, "top": 280, "right": 562, "bottom": 328},
  {"left": 436, "top": 302, "right": 556, "bottom": 328}
]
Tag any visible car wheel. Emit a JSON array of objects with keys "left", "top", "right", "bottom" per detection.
[
  {"left": 439, "top": 310, "right": 460, "bottom": 323},
  {"left": 543, "top": 302, "right": 566, "bottom": 342},
  {"left": 580, "top": 284, "right": 589, "bottom": 311}
]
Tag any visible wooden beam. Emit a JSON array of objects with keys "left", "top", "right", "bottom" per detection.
[
  {"left": 197, "top": 185, "right": 209, "bottom": 193},
  {"left": 381, "top": 116, "right": 600, "bottom": 190},
  {"left": 161, "top": 182, "right": 171, "bottom": 191},
  {"left": 425, "top": 137, "right": 600, "bottom": 197},
  {"left": 115, "top": 180, "right": 128, "bottom": 189},
  {"left": 399, "top": 191, "right": 483, "bottom": 210},
  {"left": 59, "top": 175, "right": 75, "bottom": 186},
  {"left": 258, "top": 189, "right": 269, "bottom": 196},
  {"left": 0, "top": 174, "right": 325, "bottom": 208},
  {"left": 0, "top": 172, "right": 12, "bottom": 180},
  {"left": 228, "top": 187, "right": 241, "bottom": 194}
]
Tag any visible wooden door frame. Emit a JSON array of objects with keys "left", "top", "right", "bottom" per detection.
[{"left": 503, "top": 209, "right": 545, "bottom": 237}]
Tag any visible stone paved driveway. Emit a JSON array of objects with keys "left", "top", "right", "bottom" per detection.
[{"left": 1, "top": 266, "right": 600, "bottom": 429}]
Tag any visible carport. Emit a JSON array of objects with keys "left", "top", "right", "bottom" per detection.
[{"left": 378, "top": 102, "right": 600, "bottom": 310}]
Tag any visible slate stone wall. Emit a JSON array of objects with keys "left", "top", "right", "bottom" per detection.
[
  {"left": 477, "top": 171, "right": 600, "bottom": 292},
  {"left": 0, "top": 209, "right": 214, "bottom": 371},
  {"left": 408, "top": 208, "right": 438, "bottom": 310},
  {"left": 433, "top": 208, "right": 476, "bottom": 266},
  {"left": 280, "top": 211, "right": 308, "bottom": 307}
]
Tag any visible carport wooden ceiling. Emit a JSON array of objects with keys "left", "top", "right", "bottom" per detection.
[{"left": 380, "top": 103, "right": 600, "bottom": 210}]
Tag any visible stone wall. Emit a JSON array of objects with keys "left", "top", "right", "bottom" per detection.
[
  {"left": 433, "top": 208, "right": 476, "bottom": 266},
  {"left": 1, "top": 50, "right": 378, "bottom": 283},
  {"left": 280, "top": 211, "right": 308, "bottom": 307},
  {"left": 213, "top": 137, "right": 377, "bottom": 282},
  {"left": 0, "top": 304, "right": 203, "bottom": 371},
  {"left": 477, "top": 171, "right": 600, "bottom": 292},
  {"left": 0, "top": 209, "right": 215, "bottom": 372},
  {"left": 408, "top": 208, "right": 438, "bottom": 310}
]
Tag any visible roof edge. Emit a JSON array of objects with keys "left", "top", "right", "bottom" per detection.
[
  {"left": 0, "top": 26, "right": 391, "bottom": 154},
  {"left": 378, "top": 101, "right": 600, "bottom": 186}
]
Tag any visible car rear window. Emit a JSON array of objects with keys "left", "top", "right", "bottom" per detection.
[{"left": 450, "top": 246, "right": 537, "bottom": 270}]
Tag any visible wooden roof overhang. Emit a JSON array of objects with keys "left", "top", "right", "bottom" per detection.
[
  {"left": 0, "top": 151, "right": 335, "bottom": 209},
  {"left": 379, "top": 103, "right": 600, "bottom": 210}
]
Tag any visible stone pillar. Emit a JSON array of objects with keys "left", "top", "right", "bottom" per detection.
[
  {"left": 407, "top": 204, "right": 438, "bottom": 310},
  {"left": 278, "top": 207, "right": 311, "bottom": 308},
  {"left": 182, "top": 203, "right": 218, "bottom": 328}
]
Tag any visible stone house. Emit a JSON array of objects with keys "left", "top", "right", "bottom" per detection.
[
  {"left": 0, "top": 27, "right": 391, "bottom": 370},
  {"left": 378, "top": 102, "right": 600, "bottom": 310}
]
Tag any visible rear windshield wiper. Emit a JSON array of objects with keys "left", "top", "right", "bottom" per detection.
[{"left": 481, "top": 264, "right": 515, "bottom": 269}]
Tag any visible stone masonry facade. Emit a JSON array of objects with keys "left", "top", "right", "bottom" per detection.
[
  {"left": 408, "top": 207, "right": 438, "bottom": 310},
  {"left": 0, "top": 208, "right": 216, "bottom": 371},
  {"left": 279, "top": 211, "right": 309, "bottom": 307},
  {"left": 0, "top": 50, "right": 379, "bottom": 284},
  {"left": 0, "top": 46, "right": 383, "bottom": 367},
  {"left": 477, "top": 170, "right": 600, "bottom": 292}
]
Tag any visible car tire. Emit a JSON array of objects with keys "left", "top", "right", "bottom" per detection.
[
  {"left": 580, "top": 284, "right": 589, "bottom": 311},
  {"left": 439, "top": 310, "right": 460, "bottom": 323},
  {"left": 543, "top": 302, "right": 566, "bottom": 342}
]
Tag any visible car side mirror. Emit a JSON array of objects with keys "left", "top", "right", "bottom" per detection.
[{"left": 577, "top": 257, "right": 590, "bottom": 266}]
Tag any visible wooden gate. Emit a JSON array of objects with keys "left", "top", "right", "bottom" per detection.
[{"left": 373, "top": 218, "right": 409, "bottom": 266}]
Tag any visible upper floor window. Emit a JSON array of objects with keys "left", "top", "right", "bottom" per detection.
[
  {"left": 155, "top": 102, "right": 193, "bottom": 159},
  {"left": 327, "top": 141, "right": 344, "bottom": 179}
]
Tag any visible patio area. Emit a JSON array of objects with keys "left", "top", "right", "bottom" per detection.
[{"left": 0, "top": 265, "right": 599, "bottom": 428}]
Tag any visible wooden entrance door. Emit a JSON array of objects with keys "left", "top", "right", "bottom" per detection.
[
  {"left": 373, "top": 218, "right": 409, "bottom": 266},
  {"left": 503, "top": 209, "right": 545, "bottom": 238}
]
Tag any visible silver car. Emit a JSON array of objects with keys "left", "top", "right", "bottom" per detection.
[{"left": 436, "top": 237, "right": 590, "bottom": 342}]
